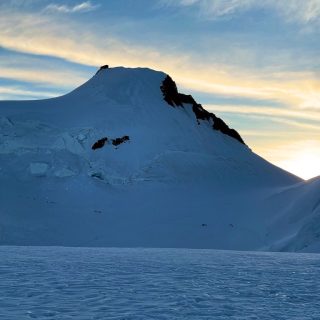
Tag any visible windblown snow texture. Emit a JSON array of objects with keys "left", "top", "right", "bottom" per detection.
[
  {"left": 0, "top": 66, "right": 319, "bottom": 252},
  {"left": 1, "top": 247, "right": 319, "bottom": 319}
]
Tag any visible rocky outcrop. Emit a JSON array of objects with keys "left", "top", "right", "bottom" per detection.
[
  {"left": 92, "top": 137, "right": 108, "bottom": 150},
  {"left": 160, "top": 76, "right": 245, "bottom": 145},
  {"left": 95, "top": 64, "right": 109, "bottom": 75},
  {"left": 92, "top": 135, "right": 130, "bottom": 150},
  {"left": 160, "top": 76, "right": 182, "bottom": 107},
  {"left": 112, "top": 135, "right": 130, "bottom": 146}
]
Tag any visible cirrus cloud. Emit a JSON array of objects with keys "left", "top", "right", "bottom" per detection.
[
  {"left": 45, "top": 1, "right": 99, "bottom": 13},
  {"left": 162, "top": 0, "right": 320, "bottom": 24}
]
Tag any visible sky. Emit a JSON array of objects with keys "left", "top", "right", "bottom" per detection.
[{"left": 0, "top": 0, "right": 319, "bottom": 179}]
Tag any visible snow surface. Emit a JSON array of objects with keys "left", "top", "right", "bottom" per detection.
[
  {"left": 0, "top": 66, "right": 320, "bottom": 251},
  {"left": 0, "top": 246, "right": 319, "bottom": 319}
]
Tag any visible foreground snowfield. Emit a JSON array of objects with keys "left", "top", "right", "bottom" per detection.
[
  {"left": 1, "top": 66, "right": 320, "bottom": 251},
  {"left": 0, "top": 246, "right": 319, "bottom": 319}
]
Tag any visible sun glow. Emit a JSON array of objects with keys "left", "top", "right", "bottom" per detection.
[{"left": 263, "top": 140, "right": 320, "bottom": 180}]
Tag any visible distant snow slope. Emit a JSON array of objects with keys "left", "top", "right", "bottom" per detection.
[{"left": 0, "top": 66, "right": 318, "bottom": 251}]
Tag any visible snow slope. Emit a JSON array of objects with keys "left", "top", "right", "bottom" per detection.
[{"left": 0, "top": 66, "right": 319, "bottom": 251}]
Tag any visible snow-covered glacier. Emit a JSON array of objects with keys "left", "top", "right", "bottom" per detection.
[
  {"left": 0, "top": 66, "right": 320, "bottom": 252},
  {"left": 0, "top": 246, "right": 319, "bottom": 319}
]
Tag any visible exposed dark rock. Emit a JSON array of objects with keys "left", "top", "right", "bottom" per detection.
[
  {"left": 160, "top": 75, "right": 182, "bottom": 107},
  {"left": 192, "top": 104, "right": 211, "bottom": 122},
  {"left": 212, "top": 118, "right": 244, "bottom": 144},
  {"left": 92, "top": 137, "right": 108, "bottom": 150},
  {"left": 160, "top": 75, "right": 245, "bottom": 145},
  {"left": 92, "top": 135, "right": 130, "bottom": 150},
  {"left": 96, "top": 64, "right": 109, "bottom": 75},
  {"left": 112, "top": 135, "right": 130, "bottom": 146},
  {"left": 179, "top": 94, "right": 197, "bottom": 105}
]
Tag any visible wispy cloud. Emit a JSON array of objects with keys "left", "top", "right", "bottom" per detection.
[
  {"left": 0, "top": 10, "right": 189, "bottom": 74},
  {"left": 276, "top": 0, "right": 320, "bottom": 24},
  {"left": 0, "top": 86, "right": 60, "bottom": 100},
  {"left": 45, "top": 1, "right": 98, "bottom": 13},
  {"left": 163, "top": 0, "right": 254, "bottom": 18},
  {"left": 0, "top": 66, "right": 88, "bottom": 88},
  {"left": 178, "top": 72, "right": 320, "bottom": 111},
  {"left": 205, "top": 104, "right": 320, "bottom": 124},
  {"left": 162, "top": 0, "right": 320, "bottom": 24},
  {"left": 164, "top": 0, "right": 255, "bottom": 18},
  {"left": 205, "top": 105, "right": 320, "bottom": 134}
]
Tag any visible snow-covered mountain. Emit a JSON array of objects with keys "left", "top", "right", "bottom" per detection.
[{"left": 0, "top": 66, "right": 319, "bottom": 252}]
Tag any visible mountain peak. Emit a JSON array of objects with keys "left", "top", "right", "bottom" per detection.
[
  {"left": 2, "top": 65, "right": 313, "bottom": 252},
  {"left": 80, "top": 66, "right": 245, "bottom": 145}
]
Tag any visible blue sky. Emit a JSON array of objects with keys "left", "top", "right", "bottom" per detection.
[{"left": 0, "top": 0, "right": 320, "bottom": 179}]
